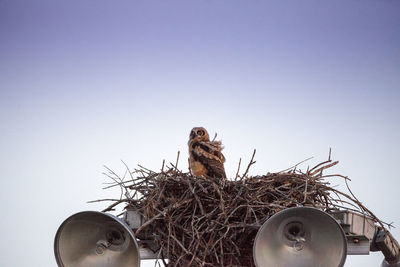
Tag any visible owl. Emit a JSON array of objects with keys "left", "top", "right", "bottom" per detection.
[{"left": 188, "top": 127, "right": 226, "bottom": 179}]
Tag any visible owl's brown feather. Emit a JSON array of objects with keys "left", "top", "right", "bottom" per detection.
[{"left": 188, "top": 127, "right": 226, "bottom": 179}]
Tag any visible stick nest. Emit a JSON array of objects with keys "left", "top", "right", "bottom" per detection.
[{"left": 94, "top": 155, "right": 390, "bottom": 267}]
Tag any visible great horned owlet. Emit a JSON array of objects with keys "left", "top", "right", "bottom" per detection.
[{"left": 188, "top": 127, "right": 226, "bottom": 179}]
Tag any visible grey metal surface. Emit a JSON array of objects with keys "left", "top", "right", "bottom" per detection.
[
  {"left": 346, "top": 235, "right": 370, "bottom": 255},
  {"left": 139, "top": 247, "right": 160, "bottom": 260},
  {"left": 54, "top": 211, "right": 140, "bottom": 267},
  {"left": 331, "top": 210, "right": 376, "bottom": 240},
  {"left": 253, "top": 207, "right": 347, "bottom": 267},
  {"left": 124, "top": 209, "right": 144, "bottom": 230}
]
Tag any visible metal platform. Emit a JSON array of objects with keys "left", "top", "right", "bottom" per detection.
[{"left": 123, "top": 208, "right": 400, "bottom": 265}]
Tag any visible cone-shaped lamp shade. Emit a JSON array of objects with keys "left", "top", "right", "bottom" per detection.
[
  {"left": 54, "top": 211, "right": 140, "bottom": 267},
  {"left": 254, "top": 207, "right": 347, "bottom": 267}
]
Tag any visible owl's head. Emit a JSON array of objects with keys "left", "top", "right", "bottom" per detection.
[{"left": 189, "top": 127, "right": 210, "bottom": 142}]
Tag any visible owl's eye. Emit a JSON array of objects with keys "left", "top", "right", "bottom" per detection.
[{"left": 197, "top": 130, "right": 204, "bottom": 136}]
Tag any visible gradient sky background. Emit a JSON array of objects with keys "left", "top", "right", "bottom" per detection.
[{"left": 1, "top": 0, "right": 399, "bottom": 266}]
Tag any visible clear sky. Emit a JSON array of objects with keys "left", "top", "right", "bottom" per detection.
[{"left": 1, "top": 0, "right": 399, "bottom": 266}]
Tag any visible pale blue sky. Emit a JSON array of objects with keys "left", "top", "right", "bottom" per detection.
[{"left": 1, "top": 0, "right": 399, "bottom": 266}]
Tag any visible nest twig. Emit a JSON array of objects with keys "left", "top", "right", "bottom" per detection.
[{"left": 91, "top": 153, "right": 392, "bottom": 267}]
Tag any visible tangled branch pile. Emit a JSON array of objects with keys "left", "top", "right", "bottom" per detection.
[{"left": 94, "top": 154, "right": 389, "bottom": 267}]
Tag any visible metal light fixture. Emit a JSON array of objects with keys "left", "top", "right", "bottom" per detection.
[
  {"left": 54, "top": 211, "right": 140, "bottom": 267},
  {"left": 253, "top": 207, "right": 347, "bottom": 267}
]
